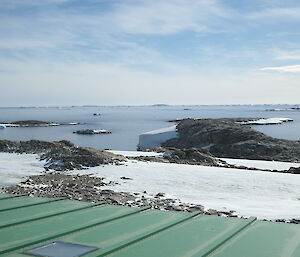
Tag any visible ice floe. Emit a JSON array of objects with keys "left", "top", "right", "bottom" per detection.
[{"left": 238, "top": 117, "right": 293, "bottom": 125}]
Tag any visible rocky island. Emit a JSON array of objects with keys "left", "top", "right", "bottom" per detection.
[
  {"left": 0, "top": 120, "right": 81, "bottom": 127},
  {"left": 162, "top": 118, "right": 300, "bottom": 163},
  {"left": 73, "top": 129, "right": 111, "bottom": 135}
]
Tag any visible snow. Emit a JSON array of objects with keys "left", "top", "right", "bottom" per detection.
[
  {"left": 137, "top": 125, "right": 177, "bottom": 150},
  {"left": 238, "top": 117, "right": 293, "bottom": 125},
  {"left": 109, "top": 150, "right": 163, "bottom": 157},
  {"left": 142, "top": 125, "right": 177, "bottom": 135},
  {"left": 222, "top": 158, "right": 300, "bottom": 171},
  {"left": 77, "top": 160, "right": 300, "bottom": 220},
  {"left": 1, "top": 123, "right": 20, "bottom": 127},
  {"left": 0, "top": 153, "right": 45, "bottom": 188},
  {"left": 1, "top": 151, "right": 300, "bottom": 220},
  {"left": 93, "top": 129, "right": 109, "bottom": 133}
]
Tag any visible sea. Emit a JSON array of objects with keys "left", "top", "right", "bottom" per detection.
[{"left": 0, "top": 104, "right": 300, "bottom": 150}]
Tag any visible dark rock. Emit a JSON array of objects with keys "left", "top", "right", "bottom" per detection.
[
  {"left": 288, "top": 167, "right": 300, "bottom": 174},
  {"left": 120, "top": 177, "right": 133, "bottom": 180},
  {"left": 162, "top": 118, "right": 300, "bottom": 163},
  {"left": 155, "top": 192, "right": 165, "bottom": 197},
  {"left": 0, "top": 139, "right": 125, "bottom": 171}
]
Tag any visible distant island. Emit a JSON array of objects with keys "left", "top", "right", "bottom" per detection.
[
  {"left": 0, "top": 120, "right": 81, "bottom": 127},
  {"left": 266, "top": 107, "right": 300, "bottom": 111},
  {"left": 73, "top": 129, "right": 111, "bottom": 135}
]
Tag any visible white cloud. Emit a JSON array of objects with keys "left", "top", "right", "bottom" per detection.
[
  {"left": 273, "top": 50, "right": 300, "bottom": 61},
  {"left": 260, "top": 65, "right": 300, "bottom": 73},
  {"left": 247, "top": 7, "right": 300, "bottom": 21},
  {"left": 109, "top": 0, "right": 231, "bottom": 35},
  {"left": 1, "top": 59, "right": 300, "bottom": 106}
]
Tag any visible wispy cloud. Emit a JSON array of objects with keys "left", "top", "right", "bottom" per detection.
[
  {"left": 260, "top": 65, "right": 300, "bottom": 73},
  {"left": 247, "top": 7, "right": 300, "bottom": 21},
  {"left": 1, "top": 0, "right": 300, "bottom": 105},
  {"left": 273, "top": 50, "right": 300, "bottom": 61},
  {"left": 108, "top": 0, "right": 232, "bottom": 35}
]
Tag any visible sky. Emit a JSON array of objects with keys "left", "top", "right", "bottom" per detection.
[{"left": 0, "top": 0, "right": 300, "bottom": 106}]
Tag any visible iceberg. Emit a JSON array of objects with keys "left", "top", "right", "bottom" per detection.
[{"left": 137, "top": 125, "right": 178, "bottom": 150}]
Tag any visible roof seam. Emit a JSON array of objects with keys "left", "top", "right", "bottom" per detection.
[
  {"left": 202, "top": 217, "right": 257, "bottom": 257},
  {"left": 96, "top": 211, "right": 202, "bottom": 257},
  {"left": 0, "top": 197, "right": 66, "bottom": 212},
  {"left": 0, "top": 201, "right": 104, "bottom": 229},
  {"left": 0, "top": 193, "right": 29, "bottom": 200}
]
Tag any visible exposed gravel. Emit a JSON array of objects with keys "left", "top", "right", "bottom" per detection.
[{"left": 3, "top": 173, "right": 238, "bottom": 217}]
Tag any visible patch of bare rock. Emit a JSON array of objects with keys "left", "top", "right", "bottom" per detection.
[{"left": 0, "top": 139, "right": 125, "bottom": 171}]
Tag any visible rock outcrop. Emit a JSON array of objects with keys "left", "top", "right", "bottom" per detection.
[
  {"left": 162, "top": 118, "right": 300, "bottom": 162},
  {"left": 0, "top": 139, "right": 125, "bottom": 170}
]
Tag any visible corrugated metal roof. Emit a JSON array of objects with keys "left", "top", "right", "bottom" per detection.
[{"left": 0, "top": 194, "right": 299, "bottom": 257}]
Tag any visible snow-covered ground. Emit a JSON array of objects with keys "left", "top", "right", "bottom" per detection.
[
  {"left": 1, "top": 152, "right": 300, "bottom": 220},
  {"left": 109, "top": 150, "right": 164, "bottom": 157},
  {"left": 0, "top": 153, "right": 44, "bottom": 188},
  {"left": 77, "top": 159, "right": 300, "bottom": 220},
  {"left": 222, "top": 158, "right": 300, "bottom": 171}
]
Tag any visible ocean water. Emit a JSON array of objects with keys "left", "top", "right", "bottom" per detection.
[{"left": 0, "top": 105, "right": 299, "bottom": 150}]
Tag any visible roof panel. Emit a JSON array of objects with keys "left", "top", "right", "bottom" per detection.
[
  {"left": 209, "top": 221, "right": 300, "bottom": 257},
  {"left": 0, "top": 204, "right": 145, "bottom": 254},
  {"left": 106, "top": 215, "right": 255, "bottom": 257},
  {"left": 0, "top": 199, "right": 96, "bottom": 229},
  {"left": 0, "top": 196, "right": 64, "bottom": 212},
  {"left": 1, "top": 194, "right": 300, "bottom": 257}
]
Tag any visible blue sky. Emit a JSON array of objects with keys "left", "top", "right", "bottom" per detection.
[{"left": 1, "top": 0, "right": 300, "bottom": 106}]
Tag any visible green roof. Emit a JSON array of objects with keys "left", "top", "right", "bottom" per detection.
[{"left": 0, "top": 194, "right": 300, "bottom": 257}]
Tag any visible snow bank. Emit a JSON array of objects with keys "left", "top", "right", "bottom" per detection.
[
  {"left": 0, "top": 153, "right": 44, "bottom": 188},
  {"left": 80, "top": 160, "right": 300, "bottom": 220},
  {"left": 109, "top": 150, "right": 163, "bottom": 157},
  {"left": 238, "top": 117, "right": 293, "bottom": 125},
  {"left": 137, "top": 125, "right": 177, "bottom": 150},
  {"left": 222, "top": 158, "right": 300, "bottom": 171}
]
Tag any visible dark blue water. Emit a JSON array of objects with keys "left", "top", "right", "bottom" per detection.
[{"left": 0, "top": 105, "right": 299, "bottom": 150}]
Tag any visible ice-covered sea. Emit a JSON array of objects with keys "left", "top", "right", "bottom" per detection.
[{"left": 0, "top": 104, "right": 300, "bottom": 150}]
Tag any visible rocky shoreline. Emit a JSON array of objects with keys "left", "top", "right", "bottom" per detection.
[{"left": 0, "top": 120, "right": 81, "bottom": 127}]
